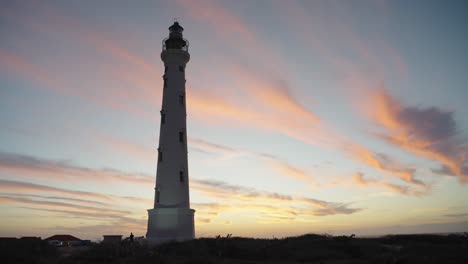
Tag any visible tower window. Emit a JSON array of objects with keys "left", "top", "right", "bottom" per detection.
[
  {"left": 163, "top": 77, "right": 167, "bottom": 88},
  {"left": 158, "top": 148, "right": 163, "bottom": 162},
  {"left": 164, "top": 66, "right": 168, "bottom": 73},
  {"left": 178, "top": 94, "right": 185, "bottom": 105},
  {"left": 179, "top": 65, "right": 184, "bottom": 72},
  {"left": 179, "top": 131, "right": 184, "bottom": 143},
  {"left": 156, "top": 187, "right": 160, "bottom": 203},
  {"left": 160, "top": 110, "right": 166, "bottom": 124},
  {"left": 179, "top": 171, "right": 185, "bottom": 182}
]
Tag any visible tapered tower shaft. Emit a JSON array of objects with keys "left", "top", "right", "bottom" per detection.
[{"left": 146, "top": 22, "right": 195, "bottom": 244}]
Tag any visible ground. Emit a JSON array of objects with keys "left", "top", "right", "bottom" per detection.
[{"left": 2, "top": 233, "right": 467, "bottom": 264}]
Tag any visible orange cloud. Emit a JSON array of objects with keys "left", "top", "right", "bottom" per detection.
[
  {"left": 0, "top": 152, "right": 154, "bottom": 186},
  {"left": 187, "top": 70, "right": 332, "bottom": 147},
  {"left": 350, "top": 172, "right": 430, "bottom": 196},
  {"left": 345, "top": 143, "right": 425, "bottom": 187},
  {"left": 189, "top": 138, "right": 315, "bottom": 182},
  {"left": 191, "top": 178, "right": 361, "bottom": 217},
  {"left": 266, "top": 160, "right": 311, "bottom": 181},
  {"left": 175, "top": 0, "right": 283, "bottom": 72},
  {"left": 0, "top": 179, "right": 152, "bottom": 205},
  {"left": 2, "top": 5, "right": 160, "bottom": 117},
  {"left": 370, "top": 89, "right": 467, "bottom": 183},
  {"left": 94, "top": 133, "right": 156, "bottom": 163},
  {"left": 353, "top": 172, "right": 378, "bottom": 186},
  {"left": 0, "top": 50, "right": 68, "bottom": 95},
  {"left": 0, "top": 196, "right": 130, "bottom": 216},
  {"left": 0, "top": 179, "right": 111, "bottom": 201}
]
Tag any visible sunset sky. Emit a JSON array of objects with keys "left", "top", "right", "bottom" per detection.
[{"left": 1, "top": 0, "right": 467, "bottom": 241}]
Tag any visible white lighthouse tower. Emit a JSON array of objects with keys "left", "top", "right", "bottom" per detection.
[{"left": 146, "top": 21, "right": 195, "bottom": 244}]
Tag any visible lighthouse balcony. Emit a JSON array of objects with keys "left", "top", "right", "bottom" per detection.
[{"left": 162, "top": 38, "right": 189, "bottom": 52}]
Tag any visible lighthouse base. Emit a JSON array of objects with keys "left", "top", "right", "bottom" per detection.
[{"left": 146, "top": 207, "right": 195, "bottom": 245}]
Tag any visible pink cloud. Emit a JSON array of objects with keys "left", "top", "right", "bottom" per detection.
[
  {"left": 345, "top": 143, "right": 426, "bottom": 187},
  {"left": 369, "top": 89, "right": 467, "bottom": 183},
  {"left": 0, "top": 152, "right": 154, "bottom": 186}
]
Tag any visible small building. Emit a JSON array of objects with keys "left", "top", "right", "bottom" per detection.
[
  {"left": 102, "top": 235, "right": 122, "bottom": 245},
  {"left": 45, "top": 234, "right": 81, "bottom": 247}
]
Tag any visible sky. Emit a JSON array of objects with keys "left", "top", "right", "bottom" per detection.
[{"left": 0, "top": 0, "right": 467, "bottom": 241}]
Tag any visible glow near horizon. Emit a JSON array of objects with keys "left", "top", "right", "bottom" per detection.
[{"left": 0, "top": 0, "right": 467, "bottom": 240}]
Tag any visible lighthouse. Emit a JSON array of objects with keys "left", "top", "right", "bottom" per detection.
[{"left": 146, "top": 21, "right": 195, "bottom": 244}]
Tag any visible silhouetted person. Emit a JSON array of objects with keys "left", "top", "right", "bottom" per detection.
[{"left": 129, "top": 233, "right": 134, "bottom": 243}]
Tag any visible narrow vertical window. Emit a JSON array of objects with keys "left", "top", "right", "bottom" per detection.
[
  {"left": 156, "top": 187, "right": 160, "bottom": 202},
  {"left": 164, "top": 66, "right": 168, "bottom": 73},
  {"left": 178, "top": 94, "right": 185, "bottom": 105},
  {"left": 160, "top": 110, "right": 166, "bottom": 124},
  {"left": 179, "top": 131, "right": 184, "bottom": 143},
  {"left": 158, "top": 148, "right": 163, "bottom": 162},
  {"left": 163, "top": 77, "right": 167, "bottom": 88},
  {"left": 179, "top": 65, "right": 184, "bottom": 72},
  {"left": 179, "top": 171, "right": 185, "bottom": 182}
]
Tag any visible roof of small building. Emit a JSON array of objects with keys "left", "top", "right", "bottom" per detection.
[{"left": 45, "top": 235, "right": 81, "bottom": 241}]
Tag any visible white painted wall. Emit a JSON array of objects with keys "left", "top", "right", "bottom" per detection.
[{"left": 147, "top": 46, "right": 195, "bottom": 244}]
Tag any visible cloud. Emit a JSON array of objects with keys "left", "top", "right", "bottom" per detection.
[
  {"left": 1, "top": 4, "right": 159, "bottom": 117},
  {"left": 0, "top": 195, "right": 131, "bottom": 216},
  {"left": 309, "top": 204, "right": 362, "bottom": 216},
  {"left": 0, "top": 179, "right": 152, "bottom": 205},
  {"left": 189, "top": 138, "right": 239, "bottom": 157},
  {"left": 444, "top": 213, "right": 468, "bottom": 218},
  {"left": 0, "top": 50, "right": 68, "bottom": 95},
  {"left": 19, "top": 207, "right": 126, "bottom": 220},
  {"left": 94, "top": 134, "right": 155, "bottom": 163},
  {"left": 196, "top": 218, "right": 211, "bottom": 224},
  {"left": 192, "top": 178, "right": 361, "bottom": 217},
  {"left": 370, "top": 89, "right": 468, "bottom": 183},
  {"left": 0, "top": 151, "right": 154, "bottom": 185},
  {"left": 2, "top": 193, "right": 108, "bottom": 207},
  {"left": 0, "top": 179, "right": 112, "bottom": 201},
  {"left": 353, "top": 172, "right": 378, "bottom": 186},
  {"left": 0, "top": 179, "right": 151, "bottom": 237},
  {"left": 0, "top": 153, "right": 360, "bottom": 234},
  {"left": 3, "top": 1, "right": 333, "bottom": 152},
  {"left": 345, "top": 143, "right": 426, "bottom": 187},
  {"left": 189, "top": 138, "right": 315, "bottom": 182},
  {"left": 383, "top": 183, "right": 420, "bottom": 196},
  {"left": 175, "top": 0, "right": 283, "bottom": 73},
  {"left": 266, "top": 160, "right": 311, "bottom": 181},
  {"left": 329, "top": 171, "right": 430, "bottom": 197}
]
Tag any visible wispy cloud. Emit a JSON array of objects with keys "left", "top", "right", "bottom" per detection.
[
  {"left": 192, "top": 178, "right": 361, "bottom": 219},
  {"left": 0, "top": 152, "right": 154, "bottom": 185},
  {"left": 444, "top": 213, "right": 468, "bottom": 218},
  {"left": 0, "top": 196, "right": 130, "bottom": 216},
  {"left": 273, "top": 0, "right": 409, "bottom": 81},
  {"left": 0, "top": 50, "right": 68, "bottom": 95},
  {"left": 1, "top": 169, "right": 360, "bottom": 231},
  {"left": 331, "top": 172, "right": 430, "bottom": 197},
  {"left": 0, "top": 179, "right": 112, "bottom": 201},
  {"left": 1, "top": 4, "right": 159, "bottom": 117},
  {"left": 369, "top": 88, "right": 467, "bottom": 183},
  {"left": 175, "top": 0, "right": 284, "bottom": 74},
  {"left": 190, "top": 138, "right": 315, "bottom": 182},
  {"left": 0, "top": 179, "right": 152, "bottom": 205},
  {"left": 189, "top": 138, "right": 239, "bottom": 157},
  {"left": 353, "top": 172, "right": 378, "bottom": 186},
  {"left": 345, "top": 144, "right": 426, "bottom": 187},
  {"left": 94, "top": 133, "right": 156, "bottom": 163}
]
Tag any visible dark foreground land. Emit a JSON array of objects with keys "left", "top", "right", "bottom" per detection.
[{"left": 2, "top": 233, "right": 468, "bottom": 264}]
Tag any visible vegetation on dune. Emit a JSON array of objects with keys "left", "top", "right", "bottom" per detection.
[{"left": 1, "top": 233, "right": 467, "bottom": 264}]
